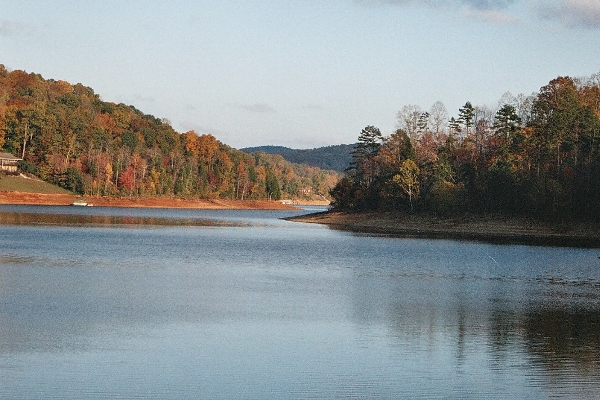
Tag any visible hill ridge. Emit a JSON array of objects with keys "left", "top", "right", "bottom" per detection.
[{"left": 240, "top": 144, "right": 354, "bottom": 172}]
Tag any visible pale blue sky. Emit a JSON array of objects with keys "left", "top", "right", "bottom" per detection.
[{"left": 1, "top": 0, "right": 599, "bottom": 148}]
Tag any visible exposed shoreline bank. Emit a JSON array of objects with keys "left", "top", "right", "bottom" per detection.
[
  {"left": 0, "top": 191, "right": 304, "bottom": 210},
  {"left": 288, "top": 211, "right": 600, "bottom": 248}
]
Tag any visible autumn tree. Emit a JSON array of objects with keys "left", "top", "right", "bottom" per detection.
[
  {"left": 393, "top": 159, "right": 420, "bottom": 211},
  {"left": 530, "top": 77, "right": 581, "bottom": 173},
  {"left": 235, "top": 159, "right": 251, "bottom": 200},
  {"left": 376, "top": 129, "right": 414, "bottom": 176},
  {"left": 197, "top": 134, "right": 219, "bottom": 167},
  {"left": 183, "top": 130, "right": 199, "bottom": 157},
  {"left": 119, "top": 165, "right": 136, "bottom": 195}
]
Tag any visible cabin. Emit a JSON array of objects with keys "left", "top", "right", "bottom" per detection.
[
  {"left": 298, "top": 186, "right": 313, "bottom": 196},
  {"left": 0, "top": 152, "right": 22, "bottom": 173}
]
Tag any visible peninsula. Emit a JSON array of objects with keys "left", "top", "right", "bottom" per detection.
[{"left": 289, "top": 211, "right": 600, "bottom": 248}]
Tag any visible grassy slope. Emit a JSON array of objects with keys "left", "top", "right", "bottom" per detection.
[{"left": 0, "top": 175, "right": 72, "bottom": 194}]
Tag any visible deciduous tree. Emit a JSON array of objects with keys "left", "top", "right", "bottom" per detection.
[{"left": 393, "top": 159, "right": 420, "bottom": 211}]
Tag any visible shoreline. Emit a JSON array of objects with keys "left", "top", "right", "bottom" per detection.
[
  {"left": 288, "top": 211, "right": 600, "bottom": 248},
  {"left": 3, "top": 189, "right": 597, "bottom": 248},
  {"left": 0, "top": 191, "right": 302, "bottom": 210}
]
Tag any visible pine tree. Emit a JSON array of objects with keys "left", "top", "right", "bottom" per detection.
[
  {"left": 458, "top": 102, "right": 475, "bottom": 136},
  {"left": 493, "top": 104, "right": 522, "bottom": 155},
  {"left": 349, "top": 125, "right": 383, "bottom": 176}
]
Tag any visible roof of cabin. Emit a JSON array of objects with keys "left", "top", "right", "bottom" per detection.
[{"left": 0, "top": 152, "right": 22, "bottom": 161}]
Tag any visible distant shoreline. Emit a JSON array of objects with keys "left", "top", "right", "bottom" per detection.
[
  {"left": 0, "top": 191, "right": 305, "bottom": 210},
  {"left": 288, "top": 211, "right": 600, "bottom": 248}
]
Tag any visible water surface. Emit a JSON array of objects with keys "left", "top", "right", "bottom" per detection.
[{"left": 0, "top": 205, "right": 599, "bottom": 399}]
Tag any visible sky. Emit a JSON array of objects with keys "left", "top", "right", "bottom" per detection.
[{"left": 1, "top": 0, "right": 599, "bottom": 149}]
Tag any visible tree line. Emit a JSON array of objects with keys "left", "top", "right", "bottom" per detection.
[
  {"left": 0, "top": 65, "right": 338, "bottom": 200},
  {"left": 331, "top": 73, "right": 600, "bottom": 221}
]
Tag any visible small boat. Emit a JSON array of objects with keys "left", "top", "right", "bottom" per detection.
[{"left": 72, "top": 200, "right": 89, "bottom": 206}]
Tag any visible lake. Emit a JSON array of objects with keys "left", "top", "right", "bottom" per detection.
[{"left": 1, "top": 205, "right": 599, "bottom": 399}]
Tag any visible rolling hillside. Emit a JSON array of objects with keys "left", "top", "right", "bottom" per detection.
[
  {"left": 0, "top": 66, "right": 339, "bottom": 201},
  {"left": 240, "top": 144, "right": 354, "bottom": 172}
]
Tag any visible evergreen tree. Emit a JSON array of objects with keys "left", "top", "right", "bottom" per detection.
[
  {"left": 448, "top": 116, "right": 461, "bottom": 136},
  {"left": 265, "top": 168, "right": 281, "bottom": 201},
  {"left": 348, "top": 125, "right": 383, "bottom": 184},
  {"left": 493, "top": 104, "right": 522, "bottom": 156},
  {"left": 417, "top": 112, "right": 430, "bottom": 135},
  {"left": 458, "top": 101, "right": 475, "bottom": 136}
]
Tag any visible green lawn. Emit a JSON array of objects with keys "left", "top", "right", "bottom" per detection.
[{"left": 0, "top": 175, "right": 72, "bottom": 194}]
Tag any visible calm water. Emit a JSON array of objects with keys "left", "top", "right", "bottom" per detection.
[{"left": 1, "top": 205, "right": 599, "bottom": 399}]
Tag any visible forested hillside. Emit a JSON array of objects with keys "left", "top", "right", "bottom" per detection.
[
  {"left": 241, "top": 144, "right": 353, "bottom": 172},
  {"left": 0, "top": 65, "right": 339, "bottom": 200},
  {"left": 332, "top": 73, "right": 600, "bottom": 221}
]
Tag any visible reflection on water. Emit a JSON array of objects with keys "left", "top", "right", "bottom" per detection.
[
  {"left": 0, "top": 207, "right": 250, "bottom": 227},
  {"left": 0, "top": 205, "right": 599, "bottom": 398},
  {"left": 524, "top": 308, "right": 600, "bottom": 368}
]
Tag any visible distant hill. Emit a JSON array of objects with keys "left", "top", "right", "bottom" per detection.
[{"left": 241, "top": 144, "right": 354, "bottom": 172}]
